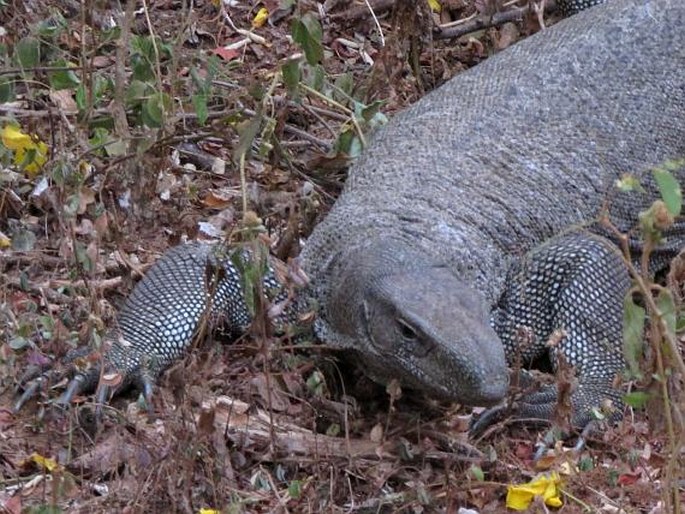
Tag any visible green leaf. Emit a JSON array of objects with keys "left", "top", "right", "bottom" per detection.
[
  {"left": 131, "top": 54, "right": 154, "bottom": 82},
  {"left": 623, "top": 391, "right": 650, "bottom": 409},
  {"left": 130, "top": 34, "right": 154, "bottom": 59},
  {"left": 88, "top": 126, "right": 107, "bottom": 146},
  {"left": 190, "top": 66, "right": 211, "bottom": 95},
  {"left": 306, "top": 370, "right": 325, "bottom": 395},
  {"left": 142, "top": 98, "right": 163, "bottom": 127},
  {"left": 74, "top": 241, "right": 94, "bottom": 273},
  {"left": 325, "top": 422, "right": 340, "bottom": 437},
  {"left": 291, "top": 13, "right": 323, "bottom": 65},
  {"left": 75, "top": 83, "right": 87, "bottom": 111},
  {"left": 141, "top": 92, "right": 171, "bottom": 128},
  {"left": 36, "top": 14, "right": 67, "bottom": 38},
  {"left": 615, "top": 174, "right": 645, "bottom": 193},
  {"left": 88, "top": 127, "right": 120, "bottom": 156},
  {"left": 469, "top": 465, "right": 485, "bottom": 482},
  {"left": 622, "top": 293, "right": 645, "bottom": 379},
  {"left": 101, "top": 26, "right": 122, "bottom": 44},
  {"left": 333, "top": 73, "right": 354, "bottom": 104},
  {"left": 125, "top": 79, "right": 153, "bottom": 107},
  {"left": 281, "top": 58, "right": 301, "bottom": 99},
  {"left": 653, "top": 167, "right": 682, "bottom": 216},
  {"left": 259, "top": 117, "right": 277, "bottom": 158},
  {"left": 288, "top": 480, "right": 302, "bottom": 500},
  {"left": 9, "top": 337, "right": 30, "bottom": 350},
  {"left": 334, "top": 128, "right": 363, "bottom": 158},
  {"left": 578, "top": 456, "right": 593, "bottom": 472},
  {"left": 192, "top": 93, "right": 208, "bottom": 126},
  {"left": 0, "top": 78, "right": 14, "bottom": 103},
  {"left": 15, "top": 36, "right": 40, "bottom": 68},
  {"left": 103, "top": 138, "right": 127, "bottom": 157},
  {"left": 655, "top": 286, "right": 677, "bottom": 342},
  {"left": 360, "top": 100, "right": 386, "bottom": 124},
  {"left": 302, "top": 63, "right": 324, "bottom": 92},
  {"left": 233, "top": 110, "right": 263, "bottom": 163},
  {"left": 94, "top": 75, "right": 114, "bottom": 100},
  {"left": 11, "top": 229, "right": 36, "bottom": 252},
  {"left": 230, "top": 250, "right": 255, "bottom": 316},
  {"left": 48, "top": 60, "right": 80, "bottom": 90},
  {"left": 63, "top": 193, "right": 80, "bottom": 218},
  {"left": 675, "top": 314, "right": 685, "bottom": 333}
]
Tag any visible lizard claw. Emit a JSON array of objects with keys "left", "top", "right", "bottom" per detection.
[
  {"left": 57, "top": 373, "right": 92, "bottom": 406},
  {"left": 470, "top": 379, "right": 622, "bottom": 441},
  {"left": 94, "top": 383, "right": 112, "bottom": 418},
  {"left": 13, "top": 377, "right": 46, "bottom": 412},
  {"left": 140, "top": 375, "right": 155, "bottom": 415},
  {"left": 13, "top": 365, "right": 67, "bottom": 413},
  {"left": 14, "top": 349, "right": 115, "bottom": 414},
  {"left": 469, "top": 403, "right": 510, "bottom": 438},
  {"left": 14, "top": 348, "right": 161, "bottom": 421}
]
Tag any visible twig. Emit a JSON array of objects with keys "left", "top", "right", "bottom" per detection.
[
  {"left": 202, "top": 395, "right": 484, "bottom": 463},
  {"left": 299, "top": 83, "right": 366, "bottom": 148},
  {"left": 112, "top": 0, "right": 135, "bottom": 142},
  {"left": 0, "top": 252, "right": 66, "bottom": 267},
  {"left": 0, "top": 65, "right": 94, "bottom": 76},
  {"left": 222, "top": 10, "right": 268, "bottom": 46},
  {"left": 0, "top": 106, "right": 111, "bottom": 118},
  {"left": 294, "top": 103, "right": 352, "bottom": 123},
  {"left": 281, "top": 125, "right": 332, "bottom": 152},
  {"left": 5, "top": 277, "right": 74, "bottom": 304},
  {"left": 362, "top": 0, "right": 385, "bottom": 47},
  {"left": 435, "top": 4, "right": 538, "bottom": 40},
  {"left": 49, "top": 277, "right": 123, "bottom": 291},
  {"left": 328, "top": 0, "right": 394, "bottom": 23},
  {"left": 141, "top": 0, "right": 165, "bottom": 122},
  {"left": 300, "top": 103, "right": 337, "bottom": 139}
]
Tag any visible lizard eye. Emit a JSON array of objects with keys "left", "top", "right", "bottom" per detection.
[{"left": 397, "top": 319, "right": 418, "bottom": 340}]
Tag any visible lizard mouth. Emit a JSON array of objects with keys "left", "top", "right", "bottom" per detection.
[
  {"left": 471, "top": 373, "right": 509, "bottom": 406},
  {"left": 397, "top": 357, "right": 509, "bottom": 407}
]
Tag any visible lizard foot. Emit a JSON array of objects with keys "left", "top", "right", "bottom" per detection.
[
  {"left": 13, "top": 347, "right": 156, "bottom": 417},
  {"left": 470, "top": 379, "right": 623, "bottom": 438}
]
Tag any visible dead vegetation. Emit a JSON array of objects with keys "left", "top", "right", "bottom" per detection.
[{"left": 0, "top": 0, "right": 683, "bottom": 512}]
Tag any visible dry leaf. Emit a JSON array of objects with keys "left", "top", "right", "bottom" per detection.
[
  {"left": 370, "top": 423, "right": 384, "bottom": 443},
  {"left": 211, "top": 46, "right": 240, "bottom": 61},
  {"left": 49, "top": 89, "right": 77, "bottom": 111}
]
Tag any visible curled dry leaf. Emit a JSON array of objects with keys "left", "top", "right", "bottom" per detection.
[{"left": 369, "top": 423, "right": 384, "bottom": 443}]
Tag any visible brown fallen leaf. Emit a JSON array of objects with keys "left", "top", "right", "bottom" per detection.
[{"left": 49, "top": 89, "right": 77, "bottom": 111}]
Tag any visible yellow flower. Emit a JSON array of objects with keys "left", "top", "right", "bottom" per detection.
[
  {"left": 29, "top": 452, "right": 60, "bottom": 472},
  {"left": 0, "top": 231, "right": 10, "bottom": 248},
  {"left": 427, "top": 0, "right": 441, "bottom": 12},
  {"left": 252, "top": 7, "right": 269, "bottom": 28},
  {"left": 1, "top": 125, "right": 48, "bottom": 177},
  {"left": 506, "top": 472, "right": 563, "bottom": 510}
]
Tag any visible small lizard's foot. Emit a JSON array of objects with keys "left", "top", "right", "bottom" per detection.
[
  {"left": 13, "top": 347, "right": 141, "bottom": 415},
  {"left": 14, "top": 347, "right": 99, "bottom": 412},
  {"left": 470, "top": 379, "right": 622, "bottom": 437}
]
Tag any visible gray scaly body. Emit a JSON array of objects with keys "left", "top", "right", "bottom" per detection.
[
  {"left": 298, "top": 0, "right": 685, "bottom": 426},
  {"left": 16, "top": 0, "right": 685, "bottom": 430}
]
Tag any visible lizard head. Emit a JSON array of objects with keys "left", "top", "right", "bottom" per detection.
[{"left": 322, "top": 243, "right": 509, "bottom": 406}]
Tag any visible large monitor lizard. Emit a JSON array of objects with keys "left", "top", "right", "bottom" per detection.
[{"left": 15, "top": 0, "right": 685, "bottom": 431}]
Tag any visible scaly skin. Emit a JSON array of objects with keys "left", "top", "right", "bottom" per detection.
[
  {"left": 301, "top": 0, "right": 685, "bottom": 427},
  {"left": 15, "top": 0, "right": 685, "bottom": 431}
]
